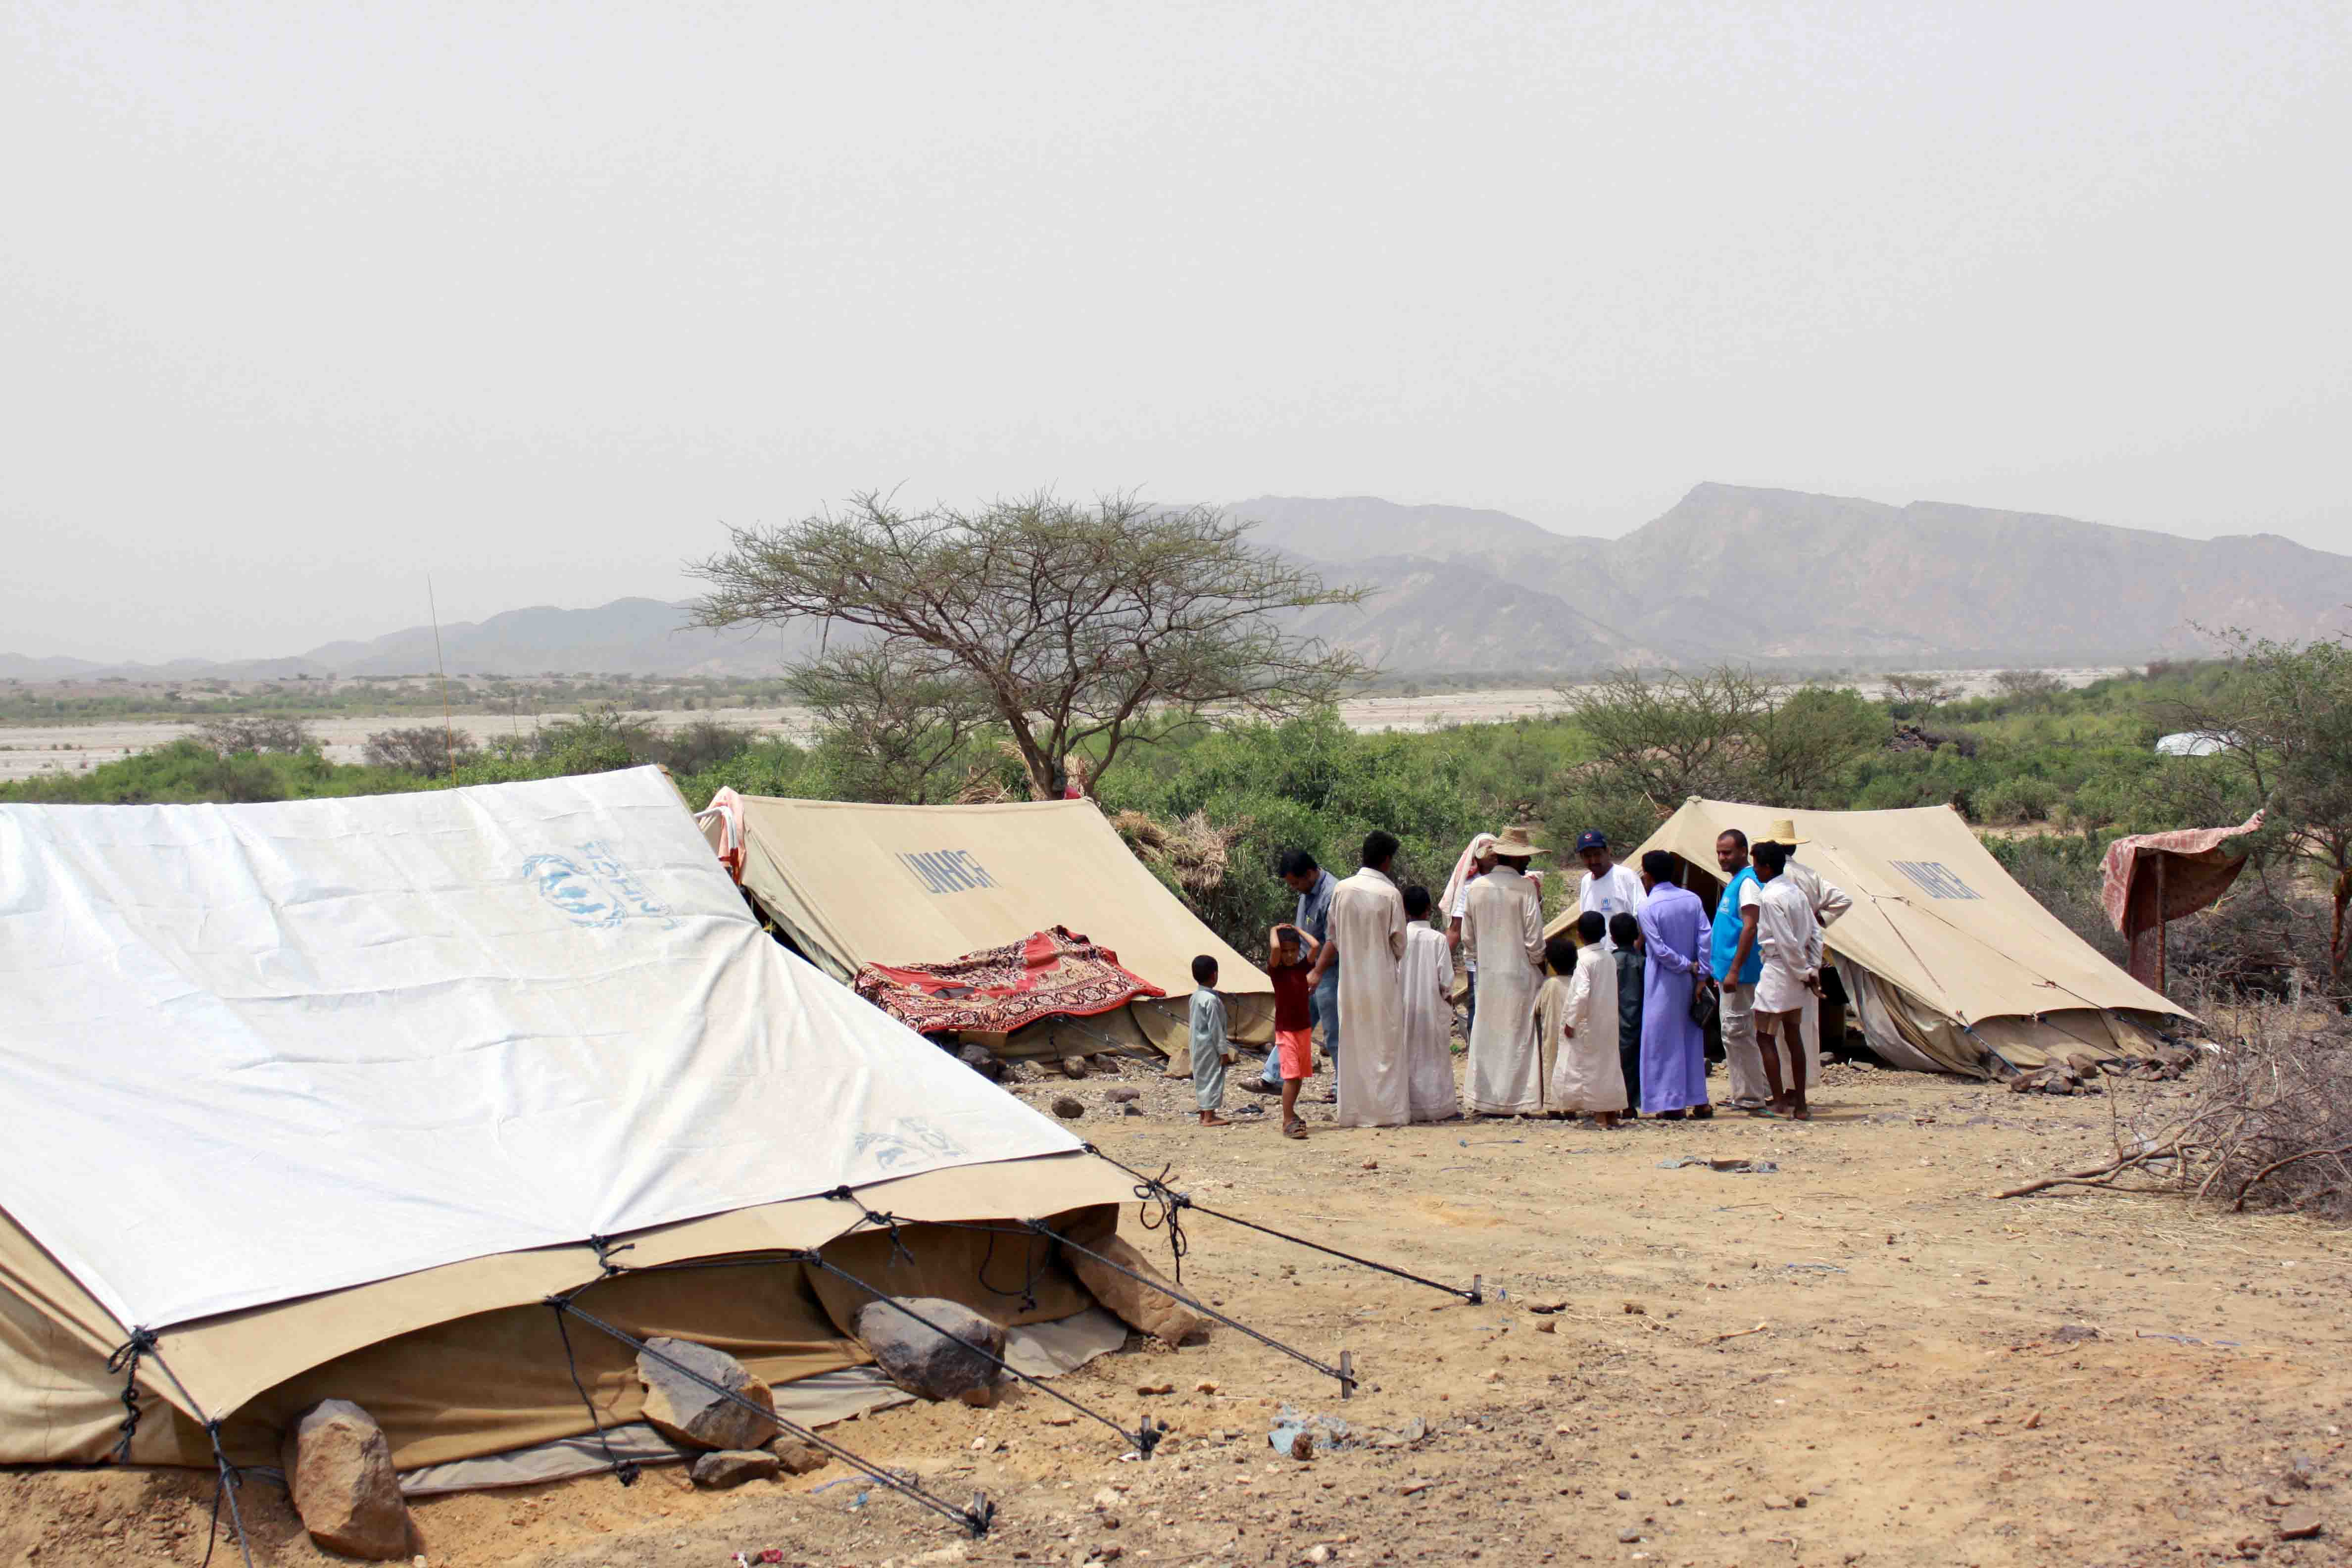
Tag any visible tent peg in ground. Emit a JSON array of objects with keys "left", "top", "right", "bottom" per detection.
[
  {"left": 1469, "top": 1274, "right": 1483, "bottom": 1305},
  {"left": 1338, "top": 1350, "right": 1355, "bottom": 1401}
]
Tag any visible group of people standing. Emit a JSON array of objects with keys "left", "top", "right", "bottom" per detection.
[
  {"left": 1454, "top": 821, "right": 1852, "bottom": 1123},
  {"left": 1225, "top": 833, "right": 1458, "bottom": 1137},
  {"left": 1198, "top": 819, "right": 1851, "bottom": 1133}
]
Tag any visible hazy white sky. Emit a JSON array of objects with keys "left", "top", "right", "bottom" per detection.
[{"left": 4, "top": 0, "right": 2347, "bottom": 662}]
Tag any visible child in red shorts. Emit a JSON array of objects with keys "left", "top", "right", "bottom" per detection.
[{"left": 1268, "top": 922, "right": 1320, "bottom": 1139}]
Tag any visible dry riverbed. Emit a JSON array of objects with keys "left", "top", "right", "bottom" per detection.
[{"left": 0, "top": 670, "right": 2130, "bottom": 783}]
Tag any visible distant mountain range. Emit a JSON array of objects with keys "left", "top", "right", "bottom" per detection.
[
  {"left": 1255, "top": 484, "right": 2352, "bottom": 670},
  {"left": 0, "top": 599, "right": 822, "bottom": 682},
  {"left": 8, "top": 484, "right": 2347, "bottom": 680}
]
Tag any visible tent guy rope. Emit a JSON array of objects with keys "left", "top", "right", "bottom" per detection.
[
  {"left": 104, "top": 1335, "right": 257, "bottom": 1568},
  {"left": 1026, "top": 1221, "right": 1363, "bottom": 1399},
  {"left": 1084, "top": 1145, "right": 1485, "bottom": 1305}
]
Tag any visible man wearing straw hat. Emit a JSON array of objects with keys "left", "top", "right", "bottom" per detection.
[
  {"left": 1462, "top": 826, "right": 1550, "bottom": 1116},
  {"left": 1756, "top": 818, "right": 1853, "bottom": 1090}
]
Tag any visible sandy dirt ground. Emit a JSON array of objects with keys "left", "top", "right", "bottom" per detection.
[
  {"left": 5, "top": 1052, "right": 2342, "bottom": 1568},
  {"left": 0, "top": 670, "right": 2129, "bottom": 783}
]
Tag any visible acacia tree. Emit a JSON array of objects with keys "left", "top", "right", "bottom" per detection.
[
  {"left": 1881, "top": 672, "right": 1961, "bottom": 716},
  {"left": 689, "top": 492, "right": 1371, "bottom": 797},
  {"left": 1556, "top": 666, "right": 1884, "bottom": 819},
  {"left": 1753, "top": 686, "right": 1889, "bottom": 804},
  {"left": 1556, "top": 665, "right": 1783, "bottom": 807},
  {"left": 786, "top": 645, "right": 994, "bottom": 804}
]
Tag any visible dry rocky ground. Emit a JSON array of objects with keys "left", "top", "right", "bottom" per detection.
[{"left": 3, "top": 1054, "right": 2345, "bottom": 1568}]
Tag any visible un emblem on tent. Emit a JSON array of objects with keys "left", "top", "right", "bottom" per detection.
[
  {"left": 853, "top": 1118, "right": 968, "bottom": 1172},
  {"left": 525, "top": 843, "right": 678, "bottom": 930}
]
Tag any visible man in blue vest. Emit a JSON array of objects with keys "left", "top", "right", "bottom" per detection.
[{"left": 1710, "top": 828, "right": 1768, "bottom": 1111}]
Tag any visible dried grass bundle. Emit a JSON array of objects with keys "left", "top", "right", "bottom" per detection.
[{"left": 1113, "top": 809, "right": 1246, "bottom": 898}]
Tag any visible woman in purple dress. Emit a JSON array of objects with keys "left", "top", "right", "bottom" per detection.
[{"left": 1634, "top": 850, "right": 1714, "bottom": 1119}]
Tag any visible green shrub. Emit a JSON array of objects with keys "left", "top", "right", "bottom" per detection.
[
  {"left": 1978, "top": 775, "right": 2061, "bottom": 824},
  {"left": 0, "top": 740, "right": 430, "bottom": 805}
]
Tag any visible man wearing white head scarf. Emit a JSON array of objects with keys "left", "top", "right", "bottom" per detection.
[{"left": 1443, "top": 832, "right": 1498, "bottom": 1041}]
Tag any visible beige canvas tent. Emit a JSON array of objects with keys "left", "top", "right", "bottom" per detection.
[
  {"left": 1551, "top": 797, "right": 2188, "bottom": 1077},
  {"left": 0, "top": 769, "right": 1140, "bottom": 1485},
  {"left": 711, "top": 795, "right": 1273, "bottom": 1058}
]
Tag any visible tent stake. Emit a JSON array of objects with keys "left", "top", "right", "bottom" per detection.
[{"left": 1338, "top": 1350, "right": 1355, "bottom": 1400}]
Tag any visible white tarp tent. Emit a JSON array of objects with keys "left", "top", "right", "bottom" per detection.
[{"left": 0, "top": 767, "right": 1131, "bottom": 1471}]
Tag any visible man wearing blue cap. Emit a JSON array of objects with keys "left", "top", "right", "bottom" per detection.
[{"left": 1575, "top": 830, "right": 1647, "bottom": 950}]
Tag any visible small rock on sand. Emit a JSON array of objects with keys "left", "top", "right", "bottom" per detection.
[
  {"left": 769, "top": 1437, "right": 830, "bottom": 1475},
  {"left": 2277, "top": 1506, "right": 2323, "bottom": 1541},
  {"left": 1052, "top": 1096, "right": 1085, "bottom": 1118},
  {"left": 690, "top": 1449, "right": 780, "bottom": 1489}
]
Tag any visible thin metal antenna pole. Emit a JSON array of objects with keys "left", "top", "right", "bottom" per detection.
[{"left": 427, "top": 575, "right": 458, "bottom": 786}]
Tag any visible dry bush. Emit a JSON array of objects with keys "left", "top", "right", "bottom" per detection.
[
  {"left": 2001, "top": 987, "right": 2352, "bottom": 1222},
  {"left": 2161, "top": 888, "right": 2321, "bottom": 1001},
  {"left": 2169, "top": 994, "right": 2352, "bottom": 1219},
  {"left": 363, "top": 725, "right": 480, "bottom": 775},
  {"left": 197, "top": 715, "right": 316, "bottom": 755}
]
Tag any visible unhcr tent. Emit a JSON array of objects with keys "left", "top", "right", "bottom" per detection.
[
  {"left": 0, "top": 768, "right": 1135, "bottom": 1482},
  {"left": 712, "top": 795, "right": 1273, "bottom": 1058},
  {"left": 1554, "top": 798, "right": 2189, "bottom": 1077}
]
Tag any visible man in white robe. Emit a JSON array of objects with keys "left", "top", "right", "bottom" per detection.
[
  {"left": 1463, "top": 827, "right": 1549, "bottom": 1115},
  {"left": 1400, "top": 886, "right": 1459, "bottom": 1121},
  {"left": 1756, "top": 820, "right": 1852, "bottom": 1088},
  {"left": 1309, "top": 831, "right": 1409, "bottom": 1127}
]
